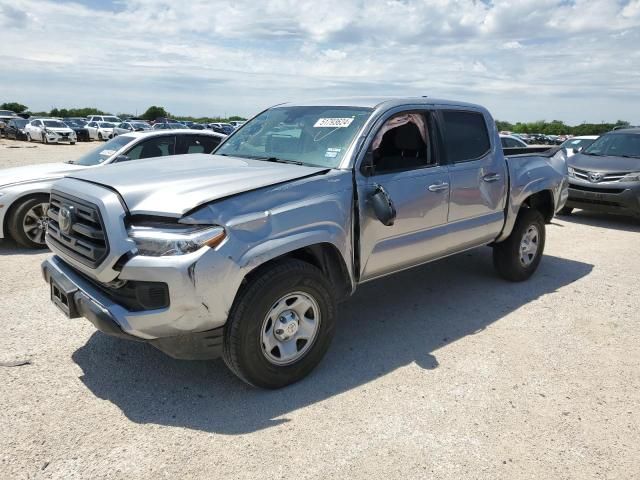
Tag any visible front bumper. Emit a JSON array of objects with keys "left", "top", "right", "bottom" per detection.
[
  {"left": 566, "top": 180, "right": 640, "bottom": 216},
  {"left": 46, "top": 133, "right": 76, "bottom": 143},
  {"left": 42, "top": 256, "right": 224, "bottom": 360}
]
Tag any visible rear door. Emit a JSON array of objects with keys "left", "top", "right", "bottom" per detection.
[
  {"left": 438, "top": 108, "right": 507, "bottom": 247},
  {"left": 357, "top": 109, "right": 451, "bottom": 281}
]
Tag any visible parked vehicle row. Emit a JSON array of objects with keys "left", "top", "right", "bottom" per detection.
[
  {"left": 33, "top": 96, "right": 570, "bottom": 389},
  {"left": 0, "top": 129, "right": 226, "bottom": 247}
]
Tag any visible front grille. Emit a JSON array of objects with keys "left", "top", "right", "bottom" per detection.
[
  {"left": 571, "top": 197, "right": 622, "bottom": 207},
  {"left": 573, "top": 167, "right": 631, "bottom": 183},
  {"left": 569, "top": 184, "right": 626, "bottom": 194},
  {"left": 47, "top": 192, "right": 109, "bottom": 268}
]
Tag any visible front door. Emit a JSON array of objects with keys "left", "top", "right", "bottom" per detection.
[{"left": 357, "top": 110, "right": 451, "bottom": 281}]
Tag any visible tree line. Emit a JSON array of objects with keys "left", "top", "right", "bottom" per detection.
[
  {"left": 2, "top": 101, "right": 632, "bottom": 134},
  {"left": 0, "top": 102, "right": 246, "bottom": 124},
  {"left": 495, "top": 119, "right": 632, "bottom": 136}
]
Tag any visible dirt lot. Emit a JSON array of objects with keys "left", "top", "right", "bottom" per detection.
[{"left": 1, "top": 139, "right": 639, "bottom": 479}]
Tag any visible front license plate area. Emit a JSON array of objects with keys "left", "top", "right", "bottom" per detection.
[{"left": 50, "top": 276, "right": 79, "bottom": 318}]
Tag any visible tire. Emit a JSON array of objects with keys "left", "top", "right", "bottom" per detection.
[
  {"left": 70, "top": 142, "right": 76, "bottom": 145},
  {"left": 8, "top": 194, "right": 50, "bottom": 249},
  {"left": 493, "top": 208, "right": 546, "bottom": 282},
  {"left": 42, "top": 133, "right": 48, "bottom": 144},
  {"left": 98, "top": 132, "right": 103, "bottom": 141},
  {"left": 223, "top": 259, "right": 337, "bottom": 389},
  {"left": 26, "top": 133, "right": 31, "bottom": 142},
  {"left": 558, "top": 206, "right": 573, "bottom": 215}
]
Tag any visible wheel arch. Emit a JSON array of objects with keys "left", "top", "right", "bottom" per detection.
[
  {"left": 242, "top": 242, "right": 354, "bottom": 302},
  {"left": 2, "top": 191, "right": 50, "bottom": 239},
  {"left": 521, "top": 189, "right": 555, "bottom": 223}
]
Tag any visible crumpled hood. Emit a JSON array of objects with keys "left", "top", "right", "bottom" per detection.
[
  {"left": 0, "top": 162, "right": 86, "bottom": 187},
  {"left": 569, "top": 153, "right": 640, "bottom": 173},
  {"left": 66, "top": 153, "right": 329, "bottom": 217}
]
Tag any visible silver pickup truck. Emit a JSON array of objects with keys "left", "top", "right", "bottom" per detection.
[{"left": 42, "top": 97, "right": 568, "bottom": 388}]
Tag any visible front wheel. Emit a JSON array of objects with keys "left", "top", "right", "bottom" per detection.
[
  {"left": 98, "top": 132, "right": 103, "bottom": 141},
  {"left": 8, "top": 195, "right": 50, "bottom": 248},
  {"left": 26, "top": 133, "right": 32, "bottom": 142},
  {"left": 493, "top": 208, "right": 546, "bottom": 282},
  {"left": 223, "top": 259, "right": 337, "bottom": 389},
  {"left": 42, "top": 133, "right": 48, "bottom": 144}
]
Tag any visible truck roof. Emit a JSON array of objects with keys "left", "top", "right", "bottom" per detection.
[{"left": 281, "top": 96, "right": 485, "bottom": 110}]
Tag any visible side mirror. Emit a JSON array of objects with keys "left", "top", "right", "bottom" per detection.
[
  {"left": 572, "top": 147, "right": 583, "bottom": 154},
  {"left": 369, "top": 184, "right": 396, "bottom": 226},
  {"left": 114, "top": 154, "right": 130, "bottom": 162}
]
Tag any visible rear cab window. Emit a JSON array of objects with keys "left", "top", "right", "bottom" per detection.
[{"left": 440, "top": 110, "right": 491, "bottom": 163}]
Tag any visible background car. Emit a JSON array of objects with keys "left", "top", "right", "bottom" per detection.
[
  {"left": 87, "top": 115, "right": 122, "bottom": 123},
  {"left": 560, "top": 135, "right": 599, "bottom": 158},
  {"left": 500, "top": 134, "right": 529, "bottom": 148},
  {"left": 86, "top": 121, "right": 116, "bottom": 140},
  {"left": 112, "top": 121, "right": 152, "bottom": 136},
  {"left": 0, "top": 129, "right": 227, "bottom": 248},
  {"left": 0, "top": 110, "right": 18, "bottom": 137},
  {"left": 62, "top": 118, "right": 91, "bottom": 142},
  {"left": 228, "top": 120, "right": 245, "bottom": 128},
  {"left": 4, "top": 118, "right": 30, "bottom": 140},
  {"left": 24, "top": 118, "right": 76, "bottom": 144},
  {"left": 209, "top": 122, "right": 234, "bottom": 134},
  {"left": 153, "top": 122, "right": 188, "bottom": 130}
]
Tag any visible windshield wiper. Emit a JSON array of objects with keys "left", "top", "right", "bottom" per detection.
[
  {"left": 244, "top": 155, "right": 304, "bottom": 166},
  {"left": 620, "top": 154, "right": 640, "bottom": 159},
  {"left": 582, "top": 151, "right": 602, "bottom": 156}
]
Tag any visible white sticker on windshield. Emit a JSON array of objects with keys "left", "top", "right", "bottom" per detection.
[
  {"left": 314, "top": 117, "right": 354, "bottom": 128},
  {"left": 99, "top": 150, "right": 116, "bottom": 156}
]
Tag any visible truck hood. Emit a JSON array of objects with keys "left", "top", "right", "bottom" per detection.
[
  {"left": 0, "top": 162, "right": 86, "bottom": 187},
  {"left": 569, "top": 153, "right": 640, "bottom": 172},
  {"left": 66, "top": 153, "right": 329, "bottom": 217}
]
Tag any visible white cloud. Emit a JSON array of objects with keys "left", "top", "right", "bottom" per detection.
[{"left": 0, "top": 0, "right": 638, "bottom": 123}]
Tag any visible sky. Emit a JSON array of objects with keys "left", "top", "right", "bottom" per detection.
[{"left": 0, "top": 0, "right": 639, "bottom": 124}]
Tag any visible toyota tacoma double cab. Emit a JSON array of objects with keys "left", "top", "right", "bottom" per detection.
[{"left": 42, "top": 97, "right": 568, "bottom": 388}]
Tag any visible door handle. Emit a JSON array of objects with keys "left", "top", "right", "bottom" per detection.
[
  {"left": 428, "top": 182, "right": 449, "bottom": 192},
  {"left": 483, "top": 173, "right": 501, "bottom": 182}
]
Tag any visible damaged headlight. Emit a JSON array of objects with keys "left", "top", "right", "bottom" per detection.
[{"left": 128, "top": 224, "right": 226, "bottom": 257}]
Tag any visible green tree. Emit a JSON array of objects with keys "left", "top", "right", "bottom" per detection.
[
  {"left": 1, "top": 102, "right": 28, "bottom": 113},
  {"left": 141, "top": 106, "right": 169, "bottom": 121}
]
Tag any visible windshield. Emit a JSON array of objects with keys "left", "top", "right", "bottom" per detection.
[
  {"left": 43, "top": 120, "right": 67, "bottom": 128},
  {"left": 13, "top": 119, "right": 28, "bottom": 128},
  {"left": 99, "top": 122, "right": 115, "bottom": 128},
  {"left": 216, "top": 106, "right": 372, "bottom": 167},
  {"left": 132, "top": 122, "right": 150, "bottom": 129},
  {"left": 104, "top": 116, "right": 120, "bottom": 122},
  {"left": 71, "top": 135, "right": 134, "bottom": 165},
  {"left": 583, "top": 133, "right": 640, "bottom": 157}
]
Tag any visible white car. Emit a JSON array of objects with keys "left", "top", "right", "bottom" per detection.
[
  {"left": 86, "top": 121, "right": 116, "bottom": 141},
  {"left": 87, "top": 115, "right": 122, "bottom": 123},
  {"left": 560, "top": 135, "right": 599, "bottom": 158},
  {"left": 499, "top": 134, "right": 528, "bottom": 148},
  {"left": 24, "top": 119, "right": 77, "bottom": 144},
  {"left": 229, "top": 120, "right": 246, "bottom": 128},
  {"left": 112, "top": 121, "right": 152, "bottom": 136},
  {"left": 0, "top": 129, "right": 226, "bottom": 248}
]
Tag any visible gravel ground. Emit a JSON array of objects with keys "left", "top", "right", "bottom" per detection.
[
  {"left": 1, "top": 141, "right": 639, "bottom": 479},
  {"left": 0, "top": 138, "right": 96, "bottom": 168}
]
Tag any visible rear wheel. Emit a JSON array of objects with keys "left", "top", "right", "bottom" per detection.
[
  {"left": 42, "top": 133, "right": 48, "bottom": 144},
  {"left": 493, "top": 208, "right": 545, "bottom": 282},
  {"left": 223, "top": 259, "right": 337, "bottom": 388},
  {"left": 8, "top": 195, "right": 50, "bottom": 249},
  {"left": 26, "top": 133, "right": 32, "bottom": 142},
  {"left": 558, "top": 206, "right": 573, "bottom": 215}
]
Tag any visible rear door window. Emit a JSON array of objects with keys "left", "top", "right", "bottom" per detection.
[
  {"left": 440, "top": 110, "right": 491, "bottom": 163},
  {"left": 177, "top": 135, "right": 222, "bottom": 154},
  {"left": 125, "top": 136, "right": 176, "bottom": 160}
]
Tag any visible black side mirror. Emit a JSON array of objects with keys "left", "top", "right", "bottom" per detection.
[
  {"left": 114, "top": 154, "right": 130, "bottom": 162},
  {"left": 369, "top": 184, "right": 396, "bottom": 226}
]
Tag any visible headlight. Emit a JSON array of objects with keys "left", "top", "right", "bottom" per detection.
[
  {"left": 128, "top": 224, "right": 226, "bottom": 257},
  {"left": 621, "top": 172, "right": 640, "bottom": 182}
]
